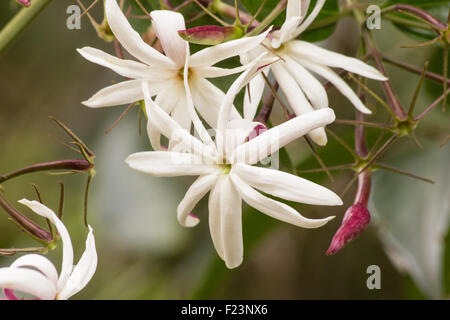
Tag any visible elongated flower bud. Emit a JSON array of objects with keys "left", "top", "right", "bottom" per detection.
[
  {"left": 16, "top": 0, "right": 31, "bottom": 7},
  {"left": 178, "top": 25, "right": 244, "bottom": 45},
  {"left": 326, "top": 171, "right": 371, "bottom": 255}
]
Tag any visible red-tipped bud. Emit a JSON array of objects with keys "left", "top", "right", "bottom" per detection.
[
  {"left": 16, "top": 0, "right": 31, "bottom": 7},
  {"left": 247, "top": 123, "right": 267, "bottom": 141},
  {"left": 326, "top": 203, "right": 370, "bottom": 255},
  {"left": 178, "top": 25, "right": 244, "bottom": 45}
]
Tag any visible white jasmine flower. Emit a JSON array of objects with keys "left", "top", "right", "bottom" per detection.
[
  {"left": 0, "top": 200, "right": 97, "bottom": 300},
  {"left": 78, "top": 0, "right": 270, "bottom": 150},
  {"left": 242, "top": 0, "right": 388, "bottom": 146},
  {"left": 125, "top": 61, "right": 342, "bottom": 269}
]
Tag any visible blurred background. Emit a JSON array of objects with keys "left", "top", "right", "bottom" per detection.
[{"left": 0, "top": 0, "right": 449, "bottom": 299}]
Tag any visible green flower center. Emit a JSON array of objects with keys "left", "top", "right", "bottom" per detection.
[{"left": 218, "top": 164, "right": 232, "bottom": 174}]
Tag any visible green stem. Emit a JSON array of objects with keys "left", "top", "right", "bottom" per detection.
[
  {"left": 0, "top": 0, "right": 53, "bottom": 55},
  {"left": 246, "top": 0, "right": 287, "bottom": 37}
]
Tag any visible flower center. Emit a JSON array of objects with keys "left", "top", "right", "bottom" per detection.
[
  {"left": 178, "top": 67, "right": 193, "bottom": 80},
  {"left": 218, "top": 164, "right": 232, "bottom": 175}
]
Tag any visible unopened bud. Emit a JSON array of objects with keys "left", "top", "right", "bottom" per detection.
[
  {"left": 326, "top": 203, "right": 370, "bottom": 255},
  {"left": 178, "top": 25, "right": 244, "bottom": 45},
  {"left": 16, "top": 0, "right": 31, "bottom": 7}
]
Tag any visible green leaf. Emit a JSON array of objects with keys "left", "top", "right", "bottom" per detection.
[
  {"left": 370, "top": 143, "right": 450, "bottom": 299},
  {"left": 123, "top": 0, "right": 159, "bottom": 35},
  {"left": 301, "top": 0, "right": 340, "bottom": 42}
]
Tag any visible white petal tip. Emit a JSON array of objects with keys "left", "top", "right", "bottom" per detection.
[
  {"left": 17, "top": 198, "right": 31, "bottom": 205},
  {"left": 225, "top": 258, "right": 243, "bottom": 269},
  {"left": 309, "top": 128, "right": 328, "bottom": 146},
  {"left": 183, "top": 215, "right": 200, "bottom": 228}
]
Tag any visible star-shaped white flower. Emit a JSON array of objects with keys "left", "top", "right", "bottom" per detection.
[
  {"left": 0, "top": 199, "right": 97, "bottom": 300},
  {"left": 242, "top": 0, "right": 388, "bottom": 146},
  {"left": 78, "top": 0, "right": 270, "bottom": 150},
  {"left": 125, "top": 60, "right": 342, "bottom": 268}
]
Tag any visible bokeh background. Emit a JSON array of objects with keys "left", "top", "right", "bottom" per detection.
[{"left": 0, "top": 0, "right": 449, "bottom": 299}]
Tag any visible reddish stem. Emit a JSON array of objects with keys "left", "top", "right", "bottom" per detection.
[
  {"left": 0, "top": 159, "right": 92, "bottom": 183},
  {"left": 0, "top": 194, "right": 53, "bottom": 243}
]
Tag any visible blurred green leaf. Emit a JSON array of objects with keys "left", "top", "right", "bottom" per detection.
[
  {"left": 301, "top": 0, "right": 340, "bottom": 42},
  {"left": 370, "top": 143, "right": 450, "bottom": 299}
]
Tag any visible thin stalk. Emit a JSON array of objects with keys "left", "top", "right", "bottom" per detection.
[
  {"left": 0, "top": 0, "right": 53, "bottom": 55},
  {"left": 0, "top": 194, "right": 52, "bottom": 243},
  {"left": 297, "top": 163, "right": 354, "bottom": 174},
  {"left": 335, "top": 119, "right": 390, "bottom": 129},
  {"left": 0, "top": 159, "right": 92, "bottom": 183},
  {"left": 382, "top": 55, "right": 450, "bottom": 86},
  {"left": 375, "top": 163, "right": 434, "bottom": 184},
  {"left": 247, "top": 0, "right": 287, "bottom": 37},
  {"left": 408, "top": 62, "right": 428, "bottom": 117},
  {"left": 415, "top": 87, "right": 450, "bottom": 120},
  {"left": 326, "top": 128, "right": 359, "bottom": 159},
  {"left": 303, "top": 137, "right": 334, "bottom": 182}
]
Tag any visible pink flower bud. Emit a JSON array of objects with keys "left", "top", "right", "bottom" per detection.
[
  {"left": 16, "top": 0, "right": 31, "bottom": 7},
  {"left": 178, "top": 25, "right": 244, "bottom": 45},
  {"left": 326, "top": 203, "right": 371, "bottom": 255},
  {"left": 247, "top": 123, "right": 267, "bottom": 141}
]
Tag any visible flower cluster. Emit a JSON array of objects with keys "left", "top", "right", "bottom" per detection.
[{"left": 74, "top": 0, "right": 386, "bottom": 269}]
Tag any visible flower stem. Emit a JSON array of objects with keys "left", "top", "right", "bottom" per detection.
[
  {"left": 0, "top": 193, "right": 53, "bottom": 243},
  {"left": 246, "top": 0, "right": 287, "bottom": 37},
  {"left": 0, "top": 159, "right": 92, "bottom": 183},
  {"left": 381, "top": 54, "right": 450, "bottom": 85},
  {"left": 0, "top": 0, "right": 52, "bottom": 55}
]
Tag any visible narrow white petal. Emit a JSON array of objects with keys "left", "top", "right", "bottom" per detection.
[
  {"left": 208, "top": 179, "right": 225, "bottom": 260},
  {"left": 287, "top": 0, "right": 304, "bottom": 19},
  {"left": 126, "top": 151, "right": 217, "bottom": 177},
  {"left": 287, "top": 41, "right": 388, "bottom": 81},
  {"left": 57, "top": 226, "right": 97, "bottom": 300},
  {"left": 232, "top": 163, "right": 342, "bottom": 205},
  {"left": 191, "top": 78, "right": 241, "bottom": 129},
  {"left": 220, "top": 176, "right": 243, "bottom": 269},
  {"left": 272, "top": 62, "right": 327, "bottom": 145},
  {"left": 224, "top": 119, "right": 262, "bottom": 161},
  {"left": 0, "top": 268, "right": 57, "bottom": 300},
  {"left": 150, "top": 10, "right": 188, "bottom": 67},
  {"left": 232, "top": 108, "right": 335, "bottom": 165},
  {"left": 243, "top": 73, "right": 266, "bottom": 121},
  {"left": 183, "top": 51, "right": 215, "bottom": 146},
  {"left": 18, "top": 199, "right": 74, "bottom": 292},
  {"left": 296, "top": 57, "right": 372, "bottom": 114},
  {"left": 189, "top": 28, "right": 271, "bottom": 67},
  {"left": 11, "top": 254, "right": 58, "bottom": 286},
  {"left": 142, "top": 82, "right": 216, "bottom": 160},
  {"left": 193, "top": 64, "right": 248, "bottom": 79},
  {"left": 272, "top": 17, "right": 301, "bottom": 48},
  {"left": 177, "top": 174, "right": 218, "bottom": 227},
  {"left": 230, "top": 174, "right": 334, "bottom": 228},
  {"left": 299, "top": 0, "right": 311, "bottom": 24},
  {"left": 147, "top": 81, "right": 183, "bottom": 150},
  {"left": 283, "top": 55, "right": 328, "bottom": 109},
  {"left": 105, "top": 0, "right": 174, "bottom": 68},
  {"left": 217, "top": 53, "right": 271, "bottom": 134},
  {"left": 82, "top": 80, "right": 143, "bottom": 108},
  {"left": 292, "top": 0, "right": 326, "bottom": 38},
  {"left": 77, "top": 47, "right": 171, "bottom": 80},
  {"left": 171, "top": 98, "right": 192, "bottom": 133}
]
